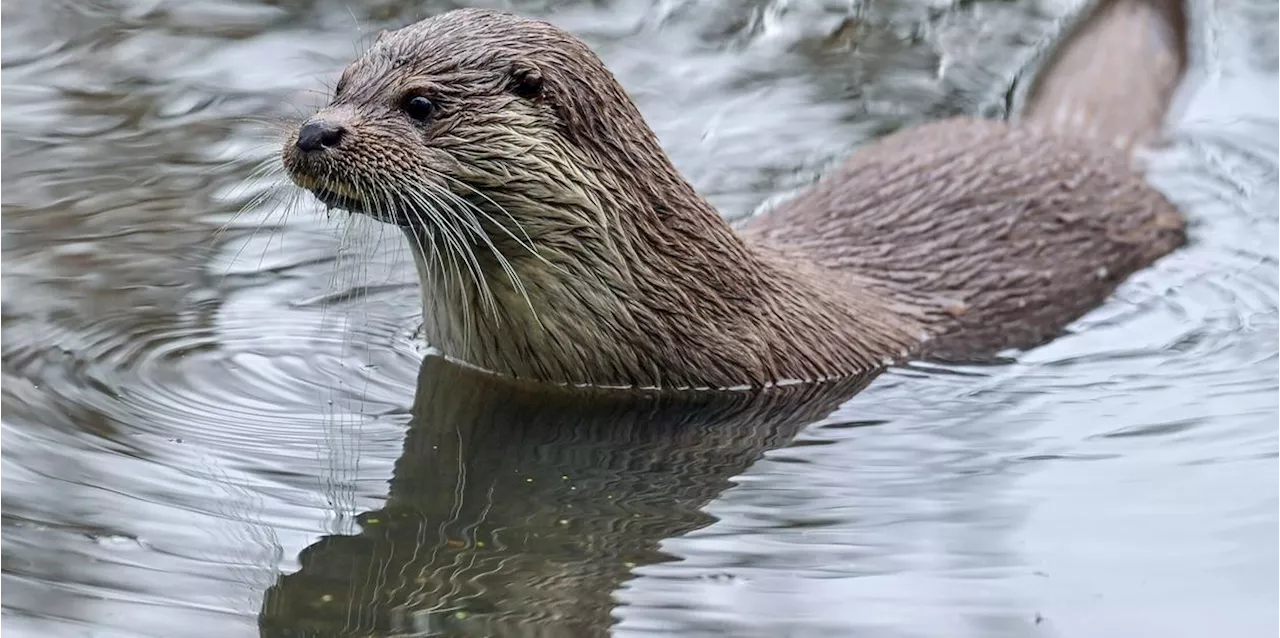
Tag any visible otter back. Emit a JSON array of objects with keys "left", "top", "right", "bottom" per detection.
[
  {"left": 742, "top": 0, "right": 1189, "bottom": 360},
  {"left": 741, "top": 118, "right": 1185, "bottom": 360}
]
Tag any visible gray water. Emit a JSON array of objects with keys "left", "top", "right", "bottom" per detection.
[{"left": 2, "top": 0, "right": 1277, "bottom": 636}]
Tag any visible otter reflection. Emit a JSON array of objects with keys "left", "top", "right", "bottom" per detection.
[{"left": 259, "top": 355, "right": 876, "bottom": 636}]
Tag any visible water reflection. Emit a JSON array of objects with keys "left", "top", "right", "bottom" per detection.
[
  {"left": 2, "top": 0, "right": 1276, "bottom": 637},
  {"left": 259, "top": 356, "right": 877, "bottom": 636}
]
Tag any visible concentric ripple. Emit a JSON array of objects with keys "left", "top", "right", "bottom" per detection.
[{"left": 3, "top": 1, "right": 1277, "bottom": 637}]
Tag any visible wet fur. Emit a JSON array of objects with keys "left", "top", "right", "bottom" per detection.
[{"left": 283, "top": 1, "right": 1188, "bottom": 389}]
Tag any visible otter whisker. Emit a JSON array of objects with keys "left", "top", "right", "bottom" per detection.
[
  {"left": 387, "top": 181, "right": 436, "bottom": 273},
  {"left": 231, "top": 166, "right": 291, "bottom": 221},
  {"left": 395, "top": 193, "right": 445, "bottom": 337},
  {"left": 213, "top": 182, "right": 282, "bottom": 251},
  {"left": 227, "top": 115, "right": 299, "bottom": 131},
  {"left": 331, "top": 216, "right": 359, "bottom": 359},
  {"left": 219, "top": 180, "right": 296, "bottom": 286},
  {"left": 408, "top": 189, "right": 501, "bottom": 360},
  {"left": 233, "top": 170, "right": 287, "bottom": 215},
  {"left": 244, "top": 159, "right": 289, "bottom": 192},
  {"left": 206, "top": 143, "right": 284, "bottom": 182},
  {"left": 210, "top": 158, "right": 290, "bottom": 247},
  {"left": 426, "top": 167, "right": 546, "bottom": 264},
  {"left": 443, "top": 230, "right": 473, "bottom": 356},
  {"left": 425, "top": 185, "right": 523, "bottom": 315},
  {"left": 323, "top": 174, "right": 367, "bottom": 342},
  {"left": 391, "top": 180, "right": 481, "bottom": 354},
  {"left": 429, "top": 184, "right": 541, "bottom": 322},
  {"left": 346, "top": 178, "right": 380, "bottom": 344},
  {"left": 406, "top": 184, "right": 499, "bottom": 322},
  {"left": 419, "top": 167, "right": 563, "bottom": 318}
]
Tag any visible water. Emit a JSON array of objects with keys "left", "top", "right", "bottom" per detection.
[{"left": 2, "top": 0, "right": 1275, "bottom": 636}]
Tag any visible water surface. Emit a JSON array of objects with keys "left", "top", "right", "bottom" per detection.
[{"left": 2, "top": 1, "right": 1277, "bottom": 637}]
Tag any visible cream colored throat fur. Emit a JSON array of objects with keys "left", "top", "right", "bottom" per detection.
[{"left": 400, "top": 172, "right": 924, "bottom": 392}]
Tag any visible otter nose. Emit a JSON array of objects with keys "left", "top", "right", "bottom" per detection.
[{"left": 296, "top": 119, "right": 346, "bottom": 152}]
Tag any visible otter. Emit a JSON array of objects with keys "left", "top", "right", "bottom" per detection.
[{"left": 282, "top": 0, "right": 1188, "bottom": 390}]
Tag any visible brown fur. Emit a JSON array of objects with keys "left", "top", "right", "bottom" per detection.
[{"left": 282, "top": 1, "right": 1187, "bottom": 390}]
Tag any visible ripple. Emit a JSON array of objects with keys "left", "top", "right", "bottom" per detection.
[
  {"left": 3, "top": 0, "right": 1277, "bottom": 637},
  {"left": 1, "top": 282, "right": 421, "bottom": 635}
]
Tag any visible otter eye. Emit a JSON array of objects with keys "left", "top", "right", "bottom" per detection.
[
  {"left": 401, "top": 95, "right": 436, "bottom": 122},
  {"left": 510, "top": 65, "right": 544, "bottom": 99}
]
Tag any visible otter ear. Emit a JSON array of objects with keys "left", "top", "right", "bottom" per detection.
[{"left": 508, "top": 62, "right": 545, "bottom": 99}]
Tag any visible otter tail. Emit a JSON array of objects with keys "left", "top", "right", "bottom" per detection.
[{"left": 1020, "top": 0, "right": 1188, "bottom": 152}]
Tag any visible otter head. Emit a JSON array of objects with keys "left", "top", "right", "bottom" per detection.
[{"left": 281, "top": 8, "right": 692, "bottom": 246}]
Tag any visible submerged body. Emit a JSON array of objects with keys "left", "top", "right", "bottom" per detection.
[
  {"left": 282, "top": 0, "right": 1188, "bottom": 390},
  {"left": 742, "top": 117, "right": 1185, "bottom": 363}
]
